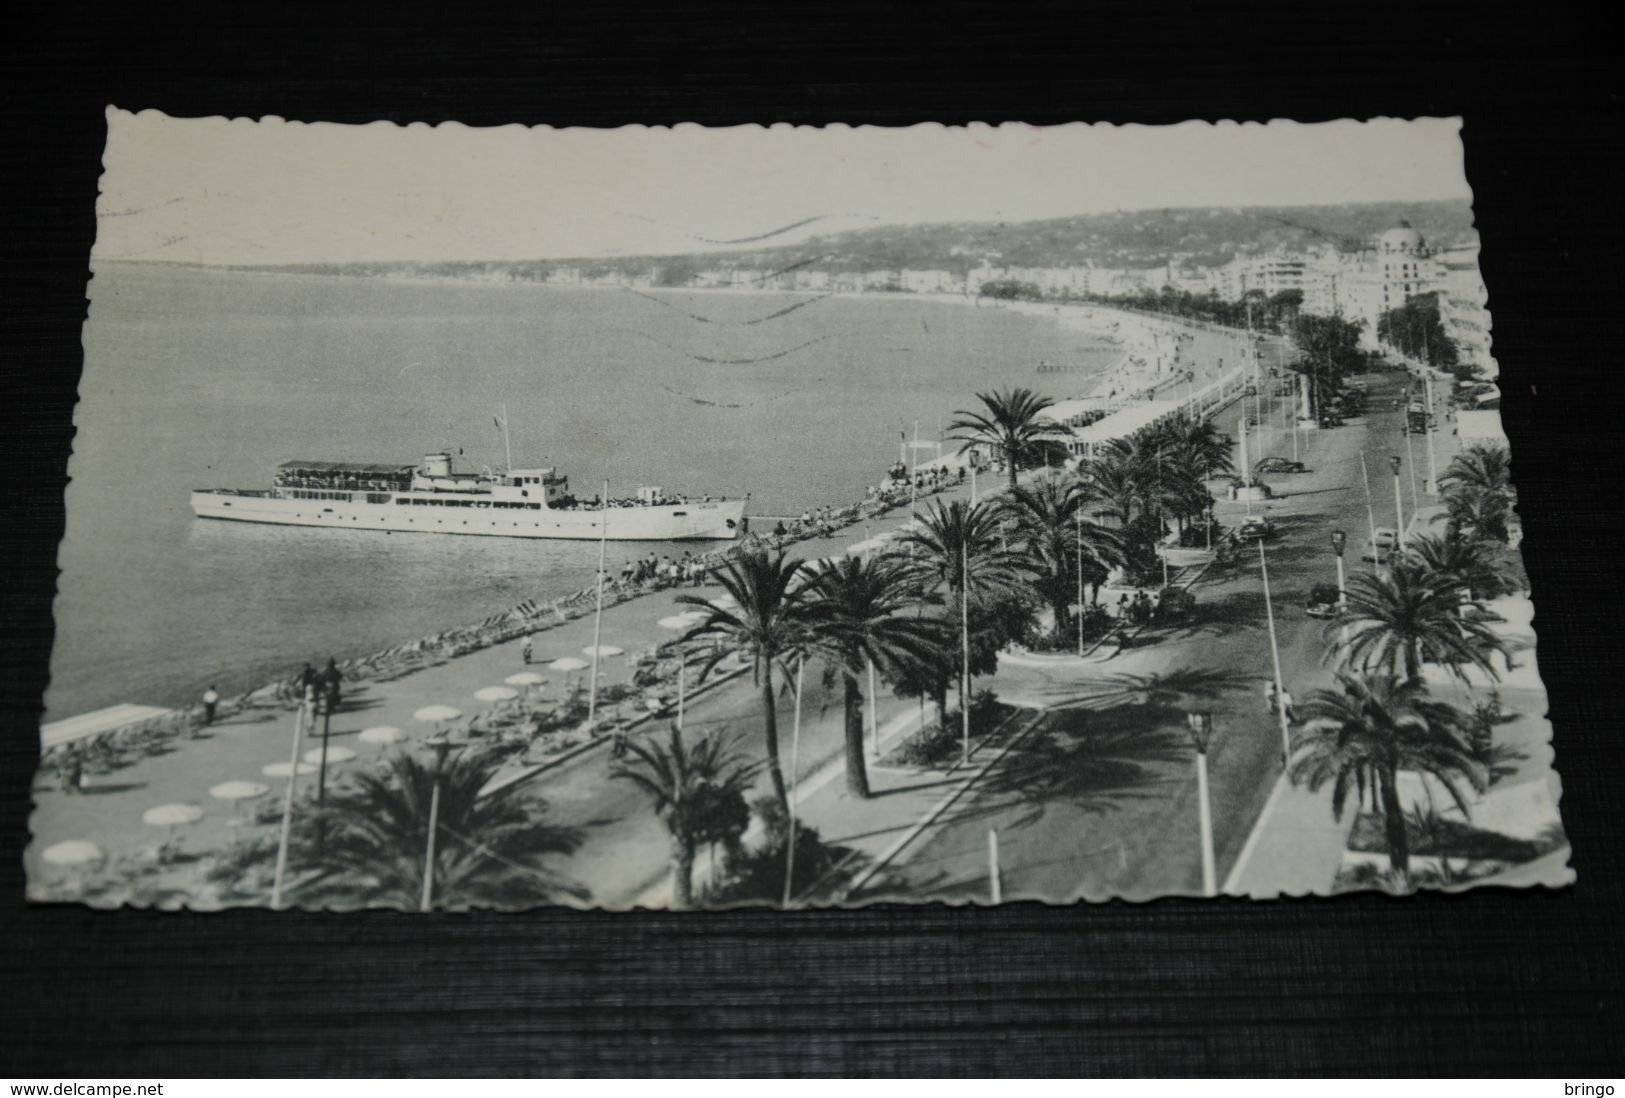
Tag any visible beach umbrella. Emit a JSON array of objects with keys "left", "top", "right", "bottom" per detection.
[
  {"left": 143, "top": 803, "right": 204, "bottom": 857},
  {"left": 42, "top": 839, "right": 104, "bottom": 868},
  {"left": 504, "top": 672, "right": 546, "bottom": 688},
  {"left": 143, "top": 803, "right": 205, "bottom": 828},
  {"left": 210, "top": 779, "right": 270, "bottom": 826},
  {"left": 303, "top": 746, "right": 356, "bottom": 765},
  {"left": 582, "top": 644, "right": 624, "bottom": 658},
  {"left": 708, "top": 595, "right": 738, "bottom": 610},
  {"left": 413, "top": 704, "right": 464, "bottom": 723},
  {"left": 474, "top": 686, "right": 519, "bottom": 703},
  {"left": 262, "top": 760, "right": 319, "bottom": 779},
  {"left": 210, "top": 780, "right": 269, "bottom": 802},
  {"left": 656, "top": 615, "right": 692, "bottom": 630},
  {"left": 359, "top": 725, "right": 404, "bottom": 745},
  {"left": 549, "top": 657, "right": 588, "bottom": 673}
]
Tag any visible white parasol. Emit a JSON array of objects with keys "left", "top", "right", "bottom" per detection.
[
  {"left": 143, "top": 803, "right": 205, "bottom": 828},
  {"left": 474, "top": 686, "right": 520, "bottom": 703},
  {"left": 582, "top": 644, "right": 624, "bottom": 658},
  {"left": 42, "top": 839, "right": 104, "bottom": 868},
  {"left": 262, "top": 760, "right": 318, "bottom": 779},
  {"left": 209, "top": 780, "right": 269, "bottom": 802},
  {"left": 656, "top": 615, "right": 693, "bottom": 630},
  {"left": 413, "top": 704, "right": 464, "bottom": 723},
  {"left": 504, "top": 672, "right": 546, "bottom": 688},
  {"left": 359, "top": 725, "right": 404, "bottom": 745},
  {"left": 549, "top": 657, "right": 588, "bottom": 673},
  {"left": 303, "top": 746, "right": 356, "bottom": 765}
]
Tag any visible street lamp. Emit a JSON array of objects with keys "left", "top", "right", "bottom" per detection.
[
  {"left": 1330, "top": 529, "right": 1350, "bottom": 647},
  {"left": 1258, "top": 538, "right": 1293, "bottom": 777},
  {"left": 1186, "top": 711, "right": 1217, "bottom": 897},
  {"left": 1075, "top": 510, "right": 1085, "bottom": 657},
  {"left": 1389, "top": 455, "right": 1406, "bottom": 550},
  {"left": 421, "top": 735, "right": 467, "bottom": 912}
]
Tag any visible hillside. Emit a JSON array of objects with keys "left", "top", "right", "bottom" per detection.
[{"left": 203, "top": 200, "right": 1476, "bottom": 280}]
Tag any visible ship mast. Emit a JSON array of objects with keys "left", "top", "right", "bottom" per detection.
[{"left": 500, "top": 403, "right": 514, "bottom": 474}]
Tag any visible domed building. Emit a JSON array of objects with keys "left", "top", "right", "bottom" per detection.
[{"left": 1339, "top": 219, "right": 1442, "bottom": 348}]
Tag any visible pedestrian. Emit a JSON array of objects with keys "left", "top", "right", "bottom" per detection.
[
  {"left": 303, "top": 683, "right": 320, "bottom": 734},
  {"left": 521, "top": 634, "right": 533, "bottom": 665},
  {"left": 1264, "top": 679, "right": 1277, "bottom": 715},
  {"left": 202, "top": 684, "right": 220, "bottom": 725},
  {"left": 296, "top": 662, "right": 317, "bottom": 696},
  {"left": 318, "top": 657, "right": 343, "bottom": 713},
  {"left": 60, "top": 747, "right": 84, "bottom": 794},
  {"left": 1280, "top": 688, "right": 1296, "bottom": 724}
]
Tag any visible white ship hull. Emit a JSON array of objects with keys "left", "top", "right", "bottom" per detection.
[{"left": 190, "top": 490, "right": 746, "bottom": 541}]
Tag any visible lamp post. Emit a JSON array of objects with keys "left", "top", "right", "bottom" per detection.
[
  {"left": 1330, "top": 529, "right": 1350, "bottom": 647},
  {"left": 1075, "top": 510, "right": 1085, "bottom": 657},
  {"left": 1258, "top": 538, "right": 1292, "bottom": 776},
  {"left": 1424, "top": 374, "right": 1439, "bottom": 495},
  {"left": 1359, "top": 452, "right": 1381, "bottom": 574},
  {"left": 1390, "top": 455, "right": 1406, "bottom": 550},
  {"left": 1404, "top": 416, "right": 1420, "bottom": 515},
  {"left": 961, "top": 539, "right": 972, "bottom": 768},
  {"left": 782, "top": 656, "right": 806, "bottom": 909},
  {"left": 270, "top": 701, "right": 307, "bottom": 910},
  {"left": 420, "top": 736, "right": 464, "bottom": 913},
  {"left": 586, "top": 479, "right": 609, "bottom": 731},
  {"left": 1186, "top": 711, "right": 1217, "bottom": 897}
]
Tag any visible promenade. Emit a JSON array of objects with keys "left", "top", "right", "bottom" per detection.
[{"left": 28, "top": 307, "right": 1316, "bottom": 909}]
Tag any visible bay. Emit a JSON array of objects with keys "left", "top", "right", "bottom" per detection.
[{"left": 48, "top": 264, "right": 1119, "bottom": 721}]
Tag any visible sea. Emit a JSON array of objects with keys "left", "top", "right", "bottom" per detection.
[{"left": 46, "top": 264, "right": 1121, "bottom": 721}]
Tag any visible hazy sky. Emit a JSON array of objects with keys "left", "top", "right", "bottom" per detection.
[{"left": 95, "top": 111, "right": 1472, "bottom": 265}]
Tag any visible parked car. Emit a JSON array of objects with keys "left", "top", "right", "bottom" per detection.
[
  {"left": 1361, "top": 527, "right": 1398, "bottom": 562},
  {"left": 1254, "top": 457, "right": 1306, "bottom": 475},
  {"left": 1236, "top": 516, "right": 1275, "bottom": 541}
]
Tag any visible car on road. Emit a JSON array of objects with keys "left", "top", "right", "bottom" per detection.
[
  {"left": 1236, "top": 515, "right": 1275, "bottom": 541},
  {"left": 1254, "top": 456, "right": 1306, "bottom": 475},
  {"left": 1362, "top": 527, "right": 1399, "bottom": 562}
]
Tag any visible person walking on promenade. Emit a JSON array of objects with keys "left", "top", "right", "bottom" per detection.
[
  {"left": 318, "top": 658, "right": 344, "bottom": 714},
  {"left": 296, "top": 662, "right": 317, "bottom": 696},
  {"left": 1264, "top": 679, "right": 1277, "bottom": 716},
  {"left": 521, "top": 634, "right": 534, "bottom": 665},
  {"left": 201, "top": 685, "right": 220, "bottom": 726},
  {"left": 303, "top": 683, "right": 320, "bottom": 735},
  {"left": 60, "top": 746, "right": 85, "bottom": 794},
  {"left": 1279, "top": 688, "right": 1296, "bottom": 724}
]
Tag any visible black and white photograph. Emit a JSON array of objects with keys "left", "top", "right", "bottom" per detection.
[{"left": 26, "top": 112, "right": 1568, "bottom": 912}]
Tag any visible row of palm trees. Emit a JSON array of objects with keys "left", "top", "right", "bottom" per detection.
[
  {"left": 1292, "top": 442, "right": 1523, "bottom": 882},
  {"left": 656, "top": 388, "right": 1233, "bottom": 816}
]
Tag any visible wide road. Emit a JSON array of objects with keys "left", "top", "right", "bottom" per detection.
[{"left": 853, "top": 365, "right": 1418, "bottom": 903}]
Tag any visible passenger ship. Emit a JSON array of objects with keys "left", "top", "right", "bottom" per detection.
[{"left": 191, "top": 452, "right": 748, "bottom": 541}]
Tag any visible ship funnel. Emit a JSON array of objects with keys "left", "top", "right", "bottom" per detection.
[{"left": 420, "top": 453, "right": 453, "bottom": 477}]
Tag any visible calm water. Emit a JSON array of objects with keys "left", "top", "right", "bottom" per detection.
[{"left": 48, "top": 265, "right": 1118, "bottom": 720}]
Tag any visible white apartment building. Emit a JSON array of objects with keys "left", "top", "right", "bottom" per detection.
[{"left": 1436, "top": 240, "right": 1495, "bottom": 377}]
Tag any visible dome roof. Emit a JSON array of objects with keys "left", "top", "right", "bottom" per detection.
[{"left": 1378, "top": 221, "right": 1426, "bottom": 252}]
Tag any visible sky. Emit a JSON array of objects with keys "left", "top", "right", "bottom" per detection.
[{"left": 94, "top": 111, "right": 1472, "bottom": 266}]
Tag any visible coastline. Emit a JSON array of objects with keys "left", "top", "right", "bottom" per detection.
[{"left": 44, "top": 281, "right": 1254, "bottom": 745}]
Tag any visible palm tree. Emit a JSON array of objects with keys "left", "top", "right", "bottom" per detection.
[
  {"left": 304, "top": 748, "right": 585, "bottom": 910},
  {"left": 802, "top": 555, "right": 953, "bottom": 797},
  {"left": 1337, "top": 561, "right": 1510, "bottom": 683},
  {"left": 613, "top": 723, "right": 761, "bottom": 907},
  {"left": 1076, "top": 448, "right": 1142, "bottom": 528},
  {"left": 893, "top": 499, "right": 1031, "bottom": 717},
  {"left": 1176, "top": 417, "right": 1235, "bottom": 480},
  {"left": 946, "top": 387, "right": 1072, "bottom": 490},
  {"left": 1439, "top": 443, "right": 1515, "bottom": 542},
  {"left": 997, "top": 472, "right": 1122, "bottom": 644},
  {"left": 676, "top": 549, "right": 814, "bottom": 810},
  {"left": 1292, "top": 673, "right": 1485, "bottom": 878},
  {"left": 1405, "top": 531, "right": 1517, "bottom": 603}
]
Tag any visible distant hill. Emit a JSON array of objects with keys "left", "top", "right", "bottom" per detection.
[{"left": 200, "top": 200, "right": 1476, "bottom": 280}]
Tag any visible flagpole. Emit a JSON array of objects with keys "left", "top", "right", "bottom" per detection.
[
  {"left": 500, "top": 403, "right": 513, "bottom": 473},
  {"left": 586, "top": 479, "right": 609, "bottom": 730}
]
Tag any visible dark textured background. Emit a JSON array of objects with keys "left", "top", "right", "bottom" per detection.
[{"left": 2, "top": 4, "right": 1621, "bottom": 1077}]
